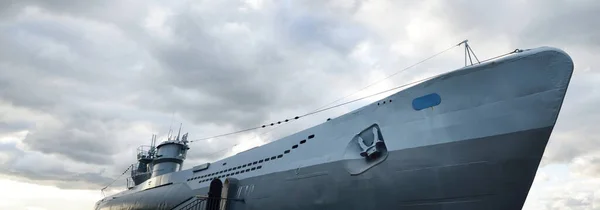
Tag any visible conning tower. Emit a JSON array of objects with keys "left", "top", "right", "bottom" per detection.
[
  {"left": 151, "top": 129, "right": 190, "bottom": 177},
  {"left": 130, "top": 135, "right": 157, "bottom": 185}
]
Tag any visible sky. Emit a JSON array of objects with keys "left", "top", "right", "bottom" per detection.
[{"left": 0, "top": 0, "right": 598, "bottom": 209}]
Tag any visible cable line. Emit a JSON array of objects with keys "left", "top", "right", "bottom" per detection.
[
  {"left": 188, "top": 73, "right": 437, "bottom": 143},
  {"left": 187, "top": 41, "right": 466, "bottom": 143},
  {"left": 309, "top": 41, "right": 462, "bottom": 113}
]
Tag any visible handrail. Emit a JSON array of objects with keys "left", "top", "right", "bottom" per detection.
[
  {"left": 194, "top": 195, "right": 245, "bottom": 203},
  {"left": 171, "top": 195, "right": 245, "bottom": 210},
  {"left": 178, "top": 197, "right": 205, "bottom": 210},
  {"left": 170, "top": 196, "right": 196, "bottom": 210}
]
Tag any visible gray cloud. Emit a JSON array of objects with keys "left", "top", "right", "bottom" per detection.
[
  {"left": 127, "top": 1, "right": 375, "bottom": 130},
  {"left": 517, "top": 0, "right": 600, "bottom": 49},
  {"left": 0, "top": 142, "right": 114, "bottom": 189},
  {"left": 0, "top": 121, "right": 32, "bottom": 133},
  {"left": 22, "top": 116, "right": 122, "bottom": 165},
  {"left": 435, "top": 0, "right": 600, "bottom": 52}
]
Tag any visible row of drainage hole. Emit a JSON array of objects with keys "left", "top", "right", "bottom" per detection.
[
  {"left": 377, "top": 99, "right": 393, "bottom": 106},
  {"left": 188, "top": 134, "right": 316, "bottom": 183}
]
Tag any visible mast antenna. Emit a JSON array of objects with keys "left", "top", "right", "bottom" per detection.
[
  {"left": 151, "top": 134, "right": 156, "bottom": 148},
  {"left": 167, "top": 112, "right": 175, "bottom": 140},
  {"left": 176, "top": 123, "right": 182, "bottom": 141},
  {"left": 459, "top": 39, "right": 480, "bottom": 66}
]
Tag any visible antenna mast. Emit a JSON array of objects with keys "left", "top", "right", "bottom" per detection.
[
  {"left": 167, "top": 112, "right": 175, "bottom": 140},
  {"left": 459, "top": 39, "right": 481, "bottom": 66},
  {"left": 151, "top": 134, "right": 156, "bottom": 148},
  {"left": 176, "top": 123, "right": 182, "bottom": 141}
]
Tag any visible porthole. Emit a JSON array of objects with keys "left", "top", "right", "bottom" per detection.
[
  {"left": 292, "top": 145, "right": 298, "bottom": 149},
  {"left": 270, "top": 156, "right": 276, "bottom": 160},
  {"left": 251, "top": 167, "right": 256, "bottom": 171},
  {"left": 259, "top": 160, "right": 264, "bottom": 163},
  {"left": 300, "top": 140, "right": 306, "bottom": 144},
  {"left": 257, "top": 166, "right": 262, "bottom": 169},
  {"left": 308, "top": 134, "right": 315, "bottom": 139},
  {"left": 277, "top": 154, "right": 283, "bottom": 158},
  {"left": 284, "top": 150, "right": 290, "bottom": 154},
  {"left": 253, "top": 161, "right": 258, "bottom": 165}
]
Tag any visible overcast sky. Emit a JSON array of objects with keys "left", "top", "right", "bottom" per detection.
[{"left": 0, "top": 0, "right": 599, "bottom": 209}]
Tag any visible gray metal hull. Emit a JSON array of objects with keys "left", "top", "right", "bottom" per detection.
[
  {"left": 237, "top": 126, "right": 553, "bottom": 210},
  {"left": 98, "top": 126, "right": 552, "bottom": 210},
  {"left": 95, "top": 46, "right": 574, "bottom": 210}
]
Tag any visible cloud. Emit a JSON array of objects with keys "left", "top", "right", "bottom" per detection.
[
  {"left": 127, "top": 0, "right": 378, "bottom": 130},
  {"left": 524, "top": 164, "right": 600, "bottom": 210},
  {"left": 571, "top": 152, "right": 600, "bottom": 178},
  {"left": 0, "top": 121, "right": 32, "bottom": 133},
  {"left": 517, "top": 0, "right": 600, "bottom": 49},
  {"left": 0, "top": 141, "right": 113, "bottom": 189}
]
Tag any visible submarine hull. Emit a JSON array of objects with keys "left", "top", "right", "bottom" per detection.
[{"left": 96, "top": 47, "right": 574, "bottom": 210}]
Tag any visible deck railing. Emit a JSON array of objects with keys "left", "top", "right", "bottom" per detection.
[{"left": 173, "top": 195, "right": 244, "bottom": 210}]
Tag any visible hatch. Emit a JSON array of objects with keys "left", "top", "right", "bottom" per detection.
[{"left": 342, "top": 124, "right": 388, "bottom": 175}]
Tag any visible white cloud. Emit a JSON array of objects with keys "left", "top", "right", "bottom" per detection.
[{"left": 525, "top": 164, "right": 600, "bottom": 210}]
